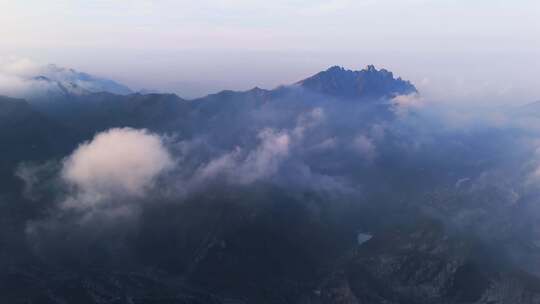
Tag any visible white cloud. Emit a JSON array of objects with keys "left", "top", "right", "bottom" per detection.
[
  {"left": 194, "top": 147, "right": 242, "bottom": 182},
  {"left": 62, "top": 128, "right": 174, "bottom": 210},
  {"left": 391, "top": 93, "right": 425, "bottom": 117},
  {"left": 238, "top": 128, "right": 291, "bottom": 183},
  {"left": 292, "top": 107, "right": 325, "bottom": 139},
  {"left": 193, "top": 108, "right": 325, "bottom": 185},
  {"left": 194, "top": 128, "right": 290, "bottom": 185},
  {"left": 0, "top": 56, "right": 41, "bottom": 97}
]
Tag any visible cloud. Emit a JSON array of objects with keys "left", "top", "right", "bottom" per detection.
[
  {"left": 310, "top": 137, "right": 337, "bottom": 151},
  {"left": 193, "top": 108, "right": 325, "bottom": 186},
  {"left": 391, "top": 93, "right": 425, "bottom": 117},
  {"left": 352, "top": 134, "right": 376, "bottom": 161},
  {"left": 238, "top": 128, "right": 291, "bottom": 183},
  {"left": 0, "top": 56, "right": 40, "bottom": 76},
  {"left": 15, "top": 161, "right": 60, "bottom": 201},
  {"left": 61, "top": 127, "right": 174, "bottom": 210},
  {"left": 0, "top": 56, "right": 41, "bottom": 97},
  {"left": 0, "top": 73, "right": 27, "bottom": 97},
  {"left": 292, "top": 107, "right": 325, "bottom": 139},
  {"left": 193, "top": 128, "right": 291, "bottom": 185},
  {"left": 23, "top": 128, "right": 174, "bottom": 262},
  {"left": 392, "top": 93, "right": 424, "bottom": 109},
  {"left": 23, "top": 128, "right": 175, "bottom": 262}
]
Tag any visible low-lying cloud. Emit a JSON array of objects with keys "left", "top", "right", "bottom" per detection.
[
  {"left": 192, "top": 107, "right": 325, "bottom": 186},
  {"left": 61, "top": 127, "right": 174, "bottom": 210},
  {"left": 194, "top": 128, "right": 291, "bottom": 185}
]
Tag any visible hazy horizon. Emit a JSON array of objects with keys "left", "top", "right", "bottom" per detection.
[{"left": 1, "top": 0, "right": 539, "bottom": 101}]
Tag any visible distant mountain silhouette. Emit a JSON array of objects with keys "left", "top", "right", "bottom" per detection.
[
  {"left": 15, "top": 65, "right": 414, "bottom": 141},
  {"left": 36, "top": 64, "right": 132, "bottom": 95},
  {"left": 298, "top": 65, "right": 417, "bottom": 100},
  {"left": 2, "top": 64, "right": 132, "bottom": 102}
]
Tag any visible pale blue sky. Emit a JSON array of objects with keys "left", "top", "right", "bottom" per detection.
[{"left": 1, "top": 0, "right": 539, "bottom": 101}]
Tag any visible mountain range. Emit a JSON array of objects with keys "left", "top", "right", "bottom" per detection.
[{"left": 1, "top": 64, "right": 540, "bottom": 304}]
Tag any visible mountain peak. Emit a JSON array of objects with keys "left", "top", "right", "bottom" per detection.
[
  {"left": 3, "top": 64, "right": 134, "bottom": 102},
  {"left": 366, "top": 64, "right": 377, "bottom": 72},
  {"left": 298, "top": 65, "right": 417, "bottom": 100},
  {"left": 326, "top": 65, "right": 345, "bottom": 72}
]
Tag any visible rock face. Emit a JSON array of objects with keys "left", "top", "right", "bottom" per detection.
[
  {"left": 4, "top": 216, "right": 539, "bottom": 304},
  {"left": 316, "top": 221, "right": 540, "bottom": 304},
  {"left": 298, "top": 65, "right": 417, "bottom": 100}
]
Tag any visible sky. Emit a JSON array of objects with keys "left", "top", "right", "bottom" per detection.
[{"left": 1, "top": 0, "right": 539, "bottom": 101}]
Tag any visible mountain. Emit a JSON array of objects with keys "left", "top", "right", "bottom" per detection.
[
  {"left": 0, "top": 96, "right": 72, "bottom": 163},
  {"left": 33, "top": 92, "right": 190, "bottom": 137},
  {"left": 2, "top": 65, "right": 540, "bottom": 303},
  {"left": 320, "top": 220, "right": 540, "bottom": 304},
  {"left": 24, "top": 75, "right": 91, "bottom": 100},
  {"left": 6, "top": 64, "right": 132, "bottom": 102},
  {"left": 298, "top": 65, "right": 417, "bottom": 100},
  {"left": 0, "top": 96, "right": 75, "bottom": 256},
  {"left": 37, "top": 64, "right": 132, "bottom": 95},
  {"left": 23, "top": 65, "right": 410, "bottom": 143}
]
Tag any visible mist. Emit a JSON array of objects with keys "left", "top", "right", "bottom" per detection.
[
  {"left": 13, "top": 83, "right": 540, "bottom": 272},
  {"left": 1, "top": 58, "right": 540, "bottom": 302}
]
